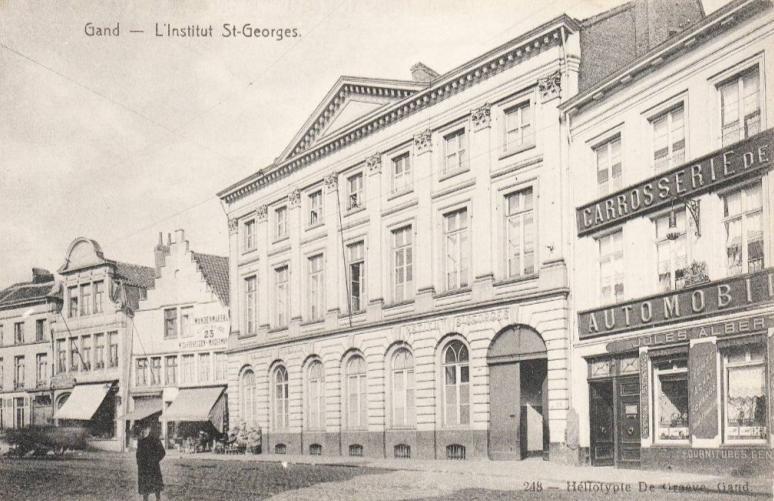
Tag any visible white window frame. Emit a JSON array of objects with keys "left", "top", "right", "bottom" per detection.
[
  {"left": 594, "top": 135, "right": 622, "bottom": 197},
  {"left": 307, "top": 254, "right": 324, "bottom": 321},
  {"left": 244, "top": 275, "right": 257, "bottom": 335},
  {"left": 273, "top": 365, "right": 290, "bottom": 430},
  {"left": 307, "top": 189, "right": 323, "bottom": 227},
  {"left": 390, "top": 348, "right": 415, "bottom": 429},
  {"left": 717, "top": 64, "right": 762, "bottom": 147},
  {"left": 392, "top": 225, "right": 414, "bottom": 302},
  {"left": 347, "top": 241, "right": 366, "bottom": 312},
  {"left": 275, "top": 205, "right": 288, "bottom": 240},
  {"left": 722, "top": 344, "right": 768, "bottom": 444},
  {"left": 391, "top": 151, "right": 412, "bottom": 194},
  {"left": 443, "top": 128, "right": 467, "bottom": 175},
  {"left": 443, "top": 207, "right": 470, "bottom": 291},
  {"left": 243, "top": 218, "right": 256, "bottom": 252},
  {"left": 654, "top": 209, "right": 691, "bottom": 292},
  {"left": 503, "top": 99, "right": 535, "bottom": 153},
  {"left": 598, "top": 230, "right": 624, "bottom": 304},
  {"left": 722, "top": 182, "right": 764, "bottom": 276},
  {"left": 240, "top": 368, "right": 256, "bottom": 427},
  {"left": 306, "top": 360, "right": 325, "bottom": 431},
  {"left": 345, "top": 355, "right": 368, "bottom": 429},
  {"left": 650, "top": 102, "right": 686, "bottom": 172},
  {"left": 347, "top": 172, "right": 364, "bottom": 210},
  {"left": 505, "top": 187, "right": 536, "bottom": 279},
  {"left": 442, "top": 340, "right": 470, "bottom": 427},
  {"left": 274, "top": 265, "right": 289, "bottom": 328}
]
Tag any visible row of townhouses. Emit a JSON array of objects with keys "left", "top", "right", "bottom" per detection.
[{"left": 1, "top": 0, "right": 772, "bottom": 476}]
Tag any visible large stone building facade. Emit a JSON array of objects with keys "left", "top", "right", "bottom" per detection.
[
  {"left": 219, "top": 16, "right": 584, "bottom": 460},
  {"left": 562, "top": 0, "right": 774, "bottom": 475}
]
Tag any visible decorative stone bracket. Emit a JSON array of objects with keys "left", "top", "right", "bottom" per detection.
[
  {"left": 324, "top": 173, "right": 338, "bottom": 192},
  {"left": 471, "top": 103, "right": 491, "bottom": 131},
  {"left": 366, "top": 153, "right": 382, "bottom": 175},
  {"left": 538, "top": 70, "right": 562, "bottom": 102},
  {"left": 228, "top": 218, "right": 239, "bottom": 234},
  {"left": 288, "top": 188, "right": 301, "bottom": 208},
  {"left": 256, "top": 205, "right": 268, "bottom": 221},
  {"left": 413, "top": 129, "right": 432, "bottom": 156}
]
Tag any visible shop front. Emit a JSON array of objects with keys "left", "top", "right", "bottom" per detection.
[
  {"left": 163, "top": 386, "right": 227, "bottom": 452},
  {"left": 55, "top": 381, "right": 120, "bottom": 448},
  {"left": 124, "top": 395, "right": 163, "bottom": 448},
  {"left": 578, "top": 268, "right": 774, "bottom": 475}
]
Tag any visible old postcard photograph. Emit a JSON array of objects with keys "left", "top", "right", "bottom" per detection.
[{"left": 0, "top": 0, "right": 772, "bottom": 499}]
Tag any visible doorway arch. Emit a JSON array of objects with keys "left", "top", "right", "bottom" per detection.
[{"left": 487, "top": 325, "right": 548, "bottom": 460}]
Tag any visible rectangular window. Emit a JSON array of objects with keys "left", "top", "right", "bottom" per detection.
[
  {"left": 392, "top": 152, "right": 412, "bottom": 193},
  {"left": 719, "top": 67, "right": 760, "bottom": 146},
  {"left": 68, "top": 286, "right": 78, "bottom": 318},
  {"left": 94, "top": 333, "right": 105, "bottom": 369},
  {"left": 347, "top": 172, "right": 364, "bottom": 210},
  {"left": 35, "top": 319, "right": 45, "bottom": 343},
  {"left": 214, "top": 353, "right": 227, "bottom": 381},
  {"left": 506, "top": 188, "right": 535, "bottom": 278},
  {"left": 93, "top": 281, "right": 104, "bottom": 314},
  {"left": 36, "top": 354, "right": 47, "bottom": 386},
  {"left": 108, "top": 331, "right": 118, "bottom": 368},
  {"left": 0, "top": 358, "right": 3, "bottom": 390},
  {"left": 15, "top": 397, "right": 26, "bottom": 428},
  {"left": 243, "top": 219, "right": 256, "bottom": 251},
  {"left": 595, "top": 136, "right": 622, "bottom": 197},
  {"left": 275, "top": 206, "right": 288, "bottom": 239},
  {"left": 599, "top": 231, "right": 624, "bottom": 303},
  {"left": 244, "top": 276, "right": 257, "bottom": 335},
  {"left": 654, "top": 360, "right": 689, "bottom": 443},
  {"left": 348, "top": 242, "right": 366, "bottom": 312},
  {"left": 150, "top": 357, "right": 161, "bottom": 385},
  {"left": 198, "top": 353, "right": 210, "bottom": 383},
  {"left": 164, "top": 308, "right": 178, "bottom": 339},
  {"left": 504, "top": 101, "right": 534, "bottom": 152},
  {"left": 652, "top": 104, "right": 685, "bottom": 172},
  {"left": 136, "top": 358, "right": 148, "bottom": 386},
  {"left": 181, "top": 354, "right": 195, "bottom": 384},
  {"left": 80, "top": 283, "right": 91, "bottom": 316},
  {"left": 81, "top": 335, "right": 91, "bottom": 371},
  {"left": 14, "top": 322, "right": 23, "bottom": 345},
  {"left": 655, "top": 211, "right": 688, "bottom": 291},
  {"left": 444, "top": 208, "right": 469, "bottom": 290},
  {"left": 723, "top": 183, "right": 764, "bottom": 275},
  {"left": 393, "top": 226, "right": 413, "bottom": 302},
  {"left": 308, "top": 190, "right": 323, "bottom": 226},
  {"left": 57, "top": 340, "right": 66, "bottom": 374},
  {"left": 165, "top": 356, "right": 177, "bottom": 385},
  {"left": 443, "top": 129, "right": 467, "bottom": 174},
  {"left": 0, "top": 324, "right": 3, "bottom": 345},
  {"left": 14, "top": 356, "right": 24, "bottom": 390},
  {"left": 308, "top": 255, "right": 324, "bottom": 321},
  {"left": 69, "top": 337, "right": 79, "bottom": 372},
  {"left": 274, "top": 266, "right": 289, "bottom": 327},
  {"left": 723, "top": 344, "right": 767, "bottom": 442},
  {"left": 180, "top": 307, "right": 193, "bottom": 338}
]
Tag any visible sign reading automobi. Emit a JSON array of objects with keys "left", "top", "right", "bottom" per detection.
[
  {"left": 579, "top": 268, "right": 774, "bottom": 339},
  {"left": 576, "top": 129, "right": 773, "bottom": 236}
]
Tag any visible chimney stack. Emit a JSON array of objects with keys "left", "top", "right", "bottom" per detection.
[
  {"left": 154, "top": 232, "right": 171, "bottom": 278},
  {"left": 31, "top": 268, "right": 53, "bottom": 284}
]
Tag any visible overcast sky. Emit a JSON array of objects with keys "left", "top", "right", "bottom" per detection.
[{"left": 0, "top": 0, "right": 729, "bottom": 286}]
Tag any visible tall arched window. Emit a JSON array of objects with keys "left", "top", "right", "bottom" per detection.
[
  {"left": 346, "top": 355, "right": 367, "bottom": 428},
  {"left": 391, "top": 349, "right": 415, "bottom": 427},
  {"left": 240, "top": 369, "right": 256, "bottom": 427},
  {"left": 273, "top": 365, "right": 289, "bottom": 430},
  {"left": 443, "top": 340, "right": 470, "bottom": 426},
  {"left": 306, "top": 360, "right": 325, "bottom": 430}
]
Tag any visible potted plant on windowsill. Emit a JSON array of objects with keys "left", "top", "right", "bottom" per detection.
[{"left": 681, "top": 261, "right": 710, "bottom": 288}]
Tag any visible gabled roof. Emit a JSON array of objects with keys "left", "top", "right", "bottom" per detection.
[
  {"left": 114, "top": 262, "right": 156, "bottom": 289},
  {"left": 0, "top": 280, "right": 59, "bottom": 310},
  {"left": 192, "top": 252, "right": 229, "bottom": 306},
  {"left": 277, "top": 76, "right": 427, "bottom": 163}
]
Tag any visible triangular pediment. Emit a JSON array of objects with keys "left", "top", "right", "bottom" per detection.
[{"left": 278, "top": 76, "right": 427, "bottom": 162}]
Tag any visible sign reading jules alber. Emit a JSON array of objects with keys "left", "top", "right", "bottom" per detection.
[
  {"left": 579, "top": 268, "right": 774, "bottom": 339},
  {"left": 576, "top": 128, "right": 773, "bottom": 236}
]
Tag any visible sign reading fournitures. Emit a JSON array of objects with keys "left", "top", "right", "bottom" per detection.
[{"left": 576, "top": 128, "right": 773, "bottom": 236}]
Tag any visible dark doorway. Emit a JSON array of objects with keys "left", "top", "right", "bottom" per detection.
[
  {"left": 487, "top": 325, "right": 548, "bottom": 461},
  {"left": 589, "top": 381, "right": 614, "bottom": 466}
]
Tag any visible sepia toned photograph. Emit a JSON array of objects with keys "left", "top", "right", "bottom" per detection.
[{"left": 0, "top": 0, "right": 772, "bottom": 499}]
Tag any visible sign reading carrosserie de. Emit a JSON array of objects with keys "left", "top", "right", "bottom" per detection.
[
  {"left": 579, "top": 268, "right": 774, "bottom": 339},
  {"left": 576, "top": 128, "right": 773, "bottom": 236}
]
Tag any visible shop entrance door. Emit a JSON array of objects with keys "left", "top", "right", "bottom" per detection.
[
  {"left": 589, "top": 381, "right": 614, "bottom": 466},
  {"left": 616, "top": 377, "right": 641, "bottom": 468}
]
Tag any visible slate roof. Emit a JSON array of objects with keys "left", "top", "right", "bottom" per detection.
[
  {"left": 192, "top": 252, "right": 230, "bottom": 306},
  {"left": 114, "top": 261, "right": 156, "bottom": 289},
  {"left": 0, "top": 281, "right": 58, "bottom": 308}
]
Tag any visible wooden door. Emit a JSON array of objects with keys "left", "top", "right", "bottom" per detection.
[
  {"left": 589, "top": 381, "right": 614, "bottom": 466},
  {"left": 488, "top": 362, "right": 521, "bottom": 460},
  {"left": 616, "top": 377, "right": 641, "bottom": 468}
]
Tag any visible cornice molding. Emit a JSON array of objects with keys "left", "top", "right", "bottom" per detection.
[{"left": 219, "top": 16, "right": 579, "bottom": 205}]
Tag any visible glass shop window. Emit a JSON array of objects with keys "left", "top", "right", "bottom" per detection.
[
  {"left": 723, "top": 344, "right": 768, "bottom": 443},
  {"left": 654, "top": 359, "right": 689, "bottom": 443}
]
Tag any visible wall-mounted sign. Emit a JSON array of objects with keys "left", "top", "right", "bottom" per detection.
[
  {"left": 179, "top": 338, "right": 227, "bottom": 349},
  {"left": 580, "top": 268, "right": 774, "bottom": 339},
  {"left": 456, "top": 308, "right": 509, "bottom": 328},
  {"left": 606, "top": 315, "right": 772, "bottom": 353},
  {"left": 576, "top": 129, "right": 773, "bottom": 236}
]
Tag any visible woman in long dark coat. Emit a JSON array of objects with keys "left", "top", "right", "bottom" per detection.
[{"left": 136, "top": 424, "right": 166, "bottom": 501}]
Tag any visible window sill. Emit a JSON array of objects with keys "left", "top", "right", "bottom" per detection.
[
  {"left": 306, "top": 222, "right": 325, "bottom": 232},
  {"left": 300, "top": 319, "right": 325, "bottom": 327},
  {"left": 438, "top": 167, "right": 470, "bottom": 183},
  {"left": 383, "top": 299, "right": 415, "bottom": 310},
  {"left": 493, "top": 273, "right": 539, "bottom": 287},
  {"left": 498, "top": 143, "right": 536, "bottom": 161},
  {"left": 272, "top": 235, "right": 290, "bottom": 245},
  {"left": 387, "top": 188, "right": 413, "bottom": 201},
  {"left": 434, "top": 287, "right": 472, "bottom": 299},
  {"left": 241, "top": 247, "right": 258, "bottom": 256},
  {"left": 268, "top": 327, "right": 289, "bottom": 334},
  {"left": 344, "top": 205, "right": 366, "bottom": 217}
]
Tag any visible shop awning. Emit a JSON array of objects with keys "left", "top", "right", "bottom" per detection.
[
  {"left": 123, "top": 397, "right": 163, "bottom": 421},
  {"left": 56, "top": 382, "right": 113, "bottom": 421},
  {"left": 164, "top": 386, "right": 226, "bottom": 432}
]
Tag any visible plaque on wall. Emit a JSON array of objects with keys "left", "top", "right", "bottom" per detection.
[{"left": 689, "top": 342, "right": 718, "bottom": 439}]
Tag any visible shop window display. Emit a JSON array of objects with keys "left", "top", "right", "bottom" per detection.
[
  {"left": 654, "top": 360, "right": 689, "bottom": 442},
  {"left": 723, "top": 345, "right": 767, "bottom": 442}
]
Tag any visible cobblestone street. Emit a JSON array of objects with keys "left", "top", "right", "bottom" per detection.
[{"left": 0, "top": 452, "right": 771, "bottom": 500}]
